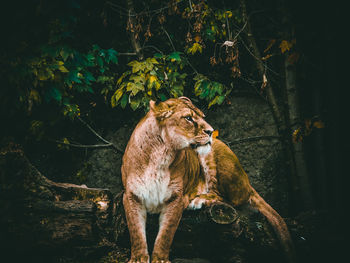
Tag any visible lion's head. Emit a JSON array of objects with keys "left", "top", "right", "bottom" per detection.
[{"left": 149, "top": 96, "right": 214, "bottom": 155}]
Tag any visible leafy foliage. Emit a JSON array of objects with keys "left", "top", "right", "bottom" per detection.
[
  {"left": 0, "top": 0, "right": 307, "bottom": 143},
  {"left": 194, "top": 74, "right": 230, "bottom": 108},
  {"left": 27, "top": 44, "right": 119, "bottom": 117},
  {"left": 111, "top": 52, "right": 188, "bottom": 110}
]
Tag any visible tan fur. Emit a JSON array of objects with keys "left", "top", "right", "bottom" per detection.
[
  {"left": 122, "top": 97, "right": 295, "bottom": 263},
  {"left": 122, "top": 97, "right": 214, "bottom": 263},
  {"left": 210, "top": 139, "right": 296, "bottom": 263}
]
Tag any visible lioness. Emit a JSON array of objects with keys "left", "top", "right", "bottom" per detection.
[{"left": 122, "top": 97, "right": 295, "bottom": 263}]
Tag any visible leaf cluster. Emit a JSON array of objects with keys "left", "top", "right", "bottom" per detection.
[{"left": 111, "top": 52, "right": 188, "bottom": 111}]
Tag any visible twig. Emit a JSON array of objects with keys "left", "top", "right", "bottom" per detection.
[
  {"left": 239, "top": 37, "right": 279, "bottom": 77},
  {"left": 118, "top": 52, "right": 137, "bottom": 56},
  {"left": 183, "top": 56, "right": 199, "bottom": 74},
  {"left": 226, "top": 135, "right": 281, "bottom": 145},
  {"left": 162, "top": 26, "right": 176, "bottom": 52},
  {"left": 141, "top": 45, "right": 164, "bottom": 55},
  {"left": 232, "top": 20, "right": 247, "bottom": 42},
  {"left": 55, "top": 141, "right": 114, "bottom": 149},
  {"left": 107, "top": 0, "right": 186, "bottom": 17},
  {"left": 226, "top": 15, "right": 232, "bottom": 40},
  {"left": 76, "top": 116, "right": 111, "bottom": 145},
  {"left": 53, "top": 116, "right": 125, "bottom": 154},
  {"left": 188, "top": 0, "right": 193, "bottom": 12}
]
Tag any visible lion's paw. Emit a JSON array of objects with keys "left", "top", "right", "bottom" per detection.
[
  {"left": 151, "top": 260, "right": 171, "bottom": 263},
  {"left": 128, "top": 255, "right": 150, "bottom": 263},
  {"left": 187, "top": 197, "right": 207, "bottom": 210}
]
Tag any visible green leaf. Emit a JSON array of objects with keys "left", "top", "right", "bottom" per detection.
[
  {"left": 205, "top": 28, "right": 216, "bottom": 41},
  {"left": 96, "top": 56, "right": 104, "bottom": 68},
  {"left": 86, "top": 53, "right": 95, "bottom": 63},
  {"left": 169, "top": 52, "right": 181, "bottom": 61},
  {"left": 107, "top": 49, "right": 118, "bottom": 64},
  {"left": 127, "top": 82, "right": 144, "bottom": 96},
  {"left": 159, "top": 93, "right": 168, "bottom": 101},
  {"left": 170, "top": 84, "right": 184, "bottom": 97},
  {"left": 130, "top": 98, "right": 141, "bottom": 110},
  {"left": 97, "top": 76, "right": 110, "bottom": 83},
  {"left": 130, "top": 75, "right": 145, "bottom": 84},
  {"left": 58, "top": 65, "right": 69, "bottom": 73},
  {"left": 154, "top": 53, "right": 163, "bottom": 58},
  {"left": 84, "top": 71, "right": 96, "bottom": 83},
  {"left": 128, "top": 60, "right": 142, "bottom": 73},
  {"left": 117, "top": 71, "right": 131, "bottom": 85},
  {"left": 60, "top": 49, "right": 71, "bottom": 61},
  {"left": 217, "top": 95, "right": 226, "bottom": 104},
  {"left": 45, "top": 87, "right": 62, "bottom": 102},
  {"left": 111, "top": 87, "right": 124, "bottom": 107},
  {"left": 67, "top": 70, "right": 82, "bottom": 84},
  {"left": 120, "top": 94, "right": 128, "bottom": 108},
  {"left": 92, "top": 44, "right": 100, "bottom": 52},
  {"left": 148, "top": 58, "right": 159, "bottom": 64}
]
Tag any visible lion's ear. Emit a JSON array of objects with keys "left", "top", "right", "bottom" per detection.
[
  {"left": 178, "top": 96, "right": 192, "bottom": 104},
  {"left": 149, "top": 100, "right": 157, "bottom": 112}
]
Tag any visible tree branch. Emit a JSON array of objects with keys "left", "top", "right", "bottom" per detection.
[
  {"left": 226, "top": 135, "right": 281, "bottom": 145},
  {"left": 76, "top": 116, "right": 111, "bottom": 145},
  {"left": 126, "top": 0, "right": 144, "bottom": 60},
  {"left": 239, "top": 0, "right": 300, "bottom": 212},
  {"left": 162, "top": 26, "right": 176, "bottom": 52},
  {"left": 55, "top": 141, "right": 114, "bottom": 149},
  {"left": 55, "top": 116, "right": 124, "bottom": 154}
]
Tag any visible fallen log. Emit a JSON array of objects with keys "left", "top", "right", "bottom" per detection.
[
  {"left": 0, "top": 146, "right": 287, "bottom": 263},
  {"left": 114, "top": 192, "right": 284, "bottom": 263},
  {"left": 0, "top": 146, "right": 116, "bottom": 262}
]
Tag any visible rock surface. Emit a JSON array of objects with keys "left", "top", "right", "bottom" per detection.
[{"left": 206, "top": 96, "right": 288, "bottom": 213}]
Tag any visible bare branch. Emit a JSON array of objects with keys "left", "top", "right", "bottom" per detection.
[
  {"left": 141, "top": 45, "right": 164, "bottom": 55},
  {"left": 75, "top": 116, "right": 124, "bottom": 154},
  {"left": 225, "top": 135, "right": 281, "bottom": 145},
  {"left": 55, "top": 141, "right": 114, "bottom": 149},
  {"left": 76, "top": 116, "right": 111, "bottom": 145},
  {"left": 162, "top": 26, "right": 176, "bottom": 52},
  {"left": 118, "top": 52, "right": 137, "bottom": 56}
]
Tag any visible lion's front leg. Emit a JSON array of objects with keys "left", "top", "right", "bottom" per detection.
[
  {"left": 151, "top": 194, "right": 184, "bottom": 263},
  {"left": 123, "top": 192, "right": 150, "bottom": 263}
]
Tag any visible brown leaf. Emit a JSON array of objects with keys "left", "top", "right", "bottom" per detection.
[
  {"left": 292, "top": 128, "right": 303, "bottom": 143},
  {"left": 313, "top": 120, "right": 325, "bottom": 129},
  {"left": 210, "top": 56, "right": 217, "bottom": 66},
  {"left": 260, "top": 74, "right": 268, "bottom": 92},
  {"left": 194, "top": 35, "right": 201, "bottom": 43},
  {"left": 262, "top": 54, "right": 273, "bottom": 61},
  {"left": 279, "top": 40, "right": 293, "bottom": 54},
  {"left": 264, "top": 39, "right": 276, "bottom": 53}
]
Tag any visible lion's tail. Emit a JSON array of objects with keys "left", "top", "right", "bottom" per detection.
[{"left": 249, "top": 187, "right": 296, "bottom": 263}]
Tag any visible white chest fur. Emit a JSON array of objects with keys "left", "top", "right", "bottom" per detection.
[{"left": 129, "top": 151, "right": 173, "bottom": 214}]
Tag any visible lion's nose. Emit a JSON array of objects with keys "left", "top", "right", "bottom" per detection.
[{"left": 204, "top": 129, "right": 214, "bottom": 136}]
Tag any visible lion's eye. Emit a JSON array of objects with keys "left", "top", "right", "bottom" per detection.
[{"left": 185, "top": 116, "right": 193, "bottom": 122}]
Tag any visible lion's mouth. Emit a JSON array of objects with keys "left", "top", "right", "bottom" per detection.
[{"left": 190, "top": 141, "right": 211, "bottom": 149}]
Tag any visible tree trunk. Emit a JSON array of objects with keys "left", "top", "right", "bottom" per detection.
[
  {"left": 284, "top": 57, "right": 314, "bottom": 209},
  {"left": 239, "top": 0, "right": 303, "bottom": 213},
  {"left": 126, "top": 0, "right": 144, "bottom": 60}
]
